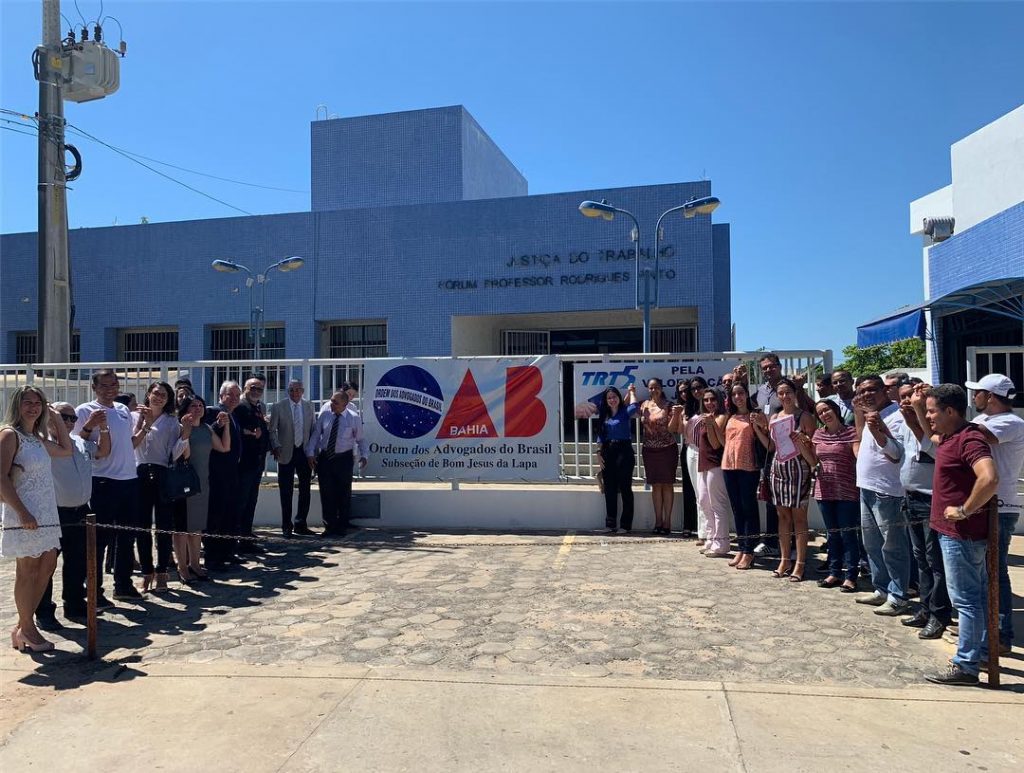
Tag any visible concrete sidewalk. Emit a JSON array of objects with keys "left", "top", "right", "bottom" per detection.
[{"left": 1, "top": 662, "right": 1021, "bottom": 772}]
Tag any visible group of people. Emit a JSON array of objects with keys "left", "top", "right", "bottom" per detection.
[
  {"left": 593, "top": 354, "right": 1022, "bottom": 686},
  {"left": 0, "top": 369, "right": 368, "bottom": 653}
]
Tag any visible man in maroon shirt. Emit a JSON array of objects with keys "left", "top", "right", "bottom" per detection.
[{"left": 921, "top": 384, "right": 999, "bottom": 686}]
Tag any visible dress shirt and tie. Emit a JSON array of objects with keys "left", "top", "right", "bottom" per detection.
[
  {"left": 306, "top": 409, "right": 367, "bottom": 461},
  {"left": 307, "top": 406, "right": 367, "bottom": 535}
]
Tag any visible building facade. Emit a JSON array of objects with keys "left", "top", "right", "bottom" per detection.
[
  {"left": 858, "top": 103, "right": 1023, "bottom": 400},
  {"left": 1, "top": 105, "right": 731, "bottom": 363}
]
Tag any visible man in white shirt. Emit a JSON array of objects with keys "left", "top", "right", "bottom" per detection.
[
  {"left": 966, "top": 373, "right": 1024, "bottom": 654},
  {"left": 307, "top": 391, "right": 368, "bottom": 536},
  {"left": 270, "top": 379, "right": 315, "bottom": 537},
  {"left": 853, "top": 374, "right": 910, "bottom": 616},
  {"left": 75, "top": 369, "right": 147, "bottom": 603}
]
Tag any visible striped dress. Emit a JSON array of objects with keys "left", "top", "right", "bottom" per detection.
[{"left": 769, "top": 410, "right": 812, "bottom": 508}]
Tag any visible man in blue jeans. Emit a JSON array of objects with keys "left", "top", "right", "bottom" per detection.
[
  {"left": 852, "top": 375, "right": 910, "bottom": 616},
  {"left": 966, "top": 373, "right": 1024, "bottom": 656},
  {"left": 899, "top": 384, "right": 950, "bottom": 639},
  {"left": 922, "top": 384, "right": 999, "bottom": 686}
]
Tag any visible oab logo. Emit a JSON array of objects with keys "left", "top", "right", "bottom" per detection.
[
  {"left": 373, "top": 365, "right": 445, "bottom": 439},
  {"left": 374, "top": 364, "right": 548, "bottom": 440}
]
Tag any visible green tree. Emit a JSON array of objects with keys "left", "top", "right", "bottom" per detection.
[{"left": 835, "top": 339, "right": 926, "bottom": 376}]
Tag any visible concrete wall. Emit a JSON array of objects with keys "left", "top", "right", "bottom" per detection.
[
  {"left": 253, "top": 482, "right": 835, "bottom": 533},
  {"left": 951, "top": 104, "right": 1024, "bottom": 233}
]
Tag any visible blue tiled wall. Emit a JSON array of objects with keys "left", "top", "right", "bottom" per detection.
[
  {"left": 1, "top": 181, "right": 728, "bottom": 361},
  {"left": 929, "top": 201, "right": 1024, "bottom": 299},
  {"left": 460, "top": 108, "right": 527, "bottom": 201},
  {"left": 311, "top": 105, "right": 525, "bottom": 211}
]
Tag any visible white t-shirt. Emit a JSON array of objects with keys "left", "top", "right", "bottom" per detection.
[
  {"left": 75, "top": 400, "right": 138, "bottom": 480},
  {"left": 973, "top": 412, "right": 1024, "bottom": 512},
  {"left": 855, "top": 402, "right": 906, "bottom": 497}
]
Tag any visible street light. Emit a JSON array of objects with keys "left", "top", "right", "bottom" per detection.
[
  {"left": 210, "top": 256, "right": 305, "bottom": 360},
  {"left": 578, "top": 196, "right": 720, "bottom": 353}
]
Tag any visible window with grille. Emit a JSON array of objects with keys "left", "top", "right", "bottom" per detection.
[
  {"left": 118, "top": 329, "right": 179, "bottom": 361},
  {"left": 326, "top": 323, "right": 386, "bottom": 358},
  {"left": 210, "top": 326, "right": 285, "bottom": 360},
  {"left": 14, "top": 331, "right": 81, "bottom": 364},
  {"left": 502, "top": 330, "right": 550, "bottom": 356},
  {"left": 652, "top": 326, "right": 698, "bottom": 353}
]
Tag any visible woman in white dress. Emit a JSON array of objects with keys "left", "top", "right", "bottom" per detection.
[{"left": 1, "top": 386, "right": 73, "bottom": 652}]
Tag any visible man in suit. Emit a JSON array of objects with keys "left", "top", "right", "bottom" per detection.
[{"left": 270, "top": 379, "right": 315, "bottom": 537}]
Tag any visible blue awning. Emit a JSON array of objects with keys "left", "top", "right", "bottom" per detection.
[
  {"left": 856, "top": 305, "right": 927, "bottom": 348},
  {"left": 856, "top": 277, "right": 1024, "bottom": 348}
]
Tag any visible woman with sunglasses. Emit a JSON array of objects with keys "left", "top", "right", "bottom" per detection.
[
  {"left": 670, "top": 383, "right": 698, "bottom": 537},
  {"left": 1, "top": 386, "right": 73, "bottom": 653},
  {"left": 694, "top": 388, "right": 732, "bottom": 557},
  {"left": 720, "top": 382, "right": 762, "bottom": 569},
  {"left": 640, "top": 379, "right": 677, "bottom": 534},
  {"left": 133, "top": 381, "right": 187, "bottom": 594}
]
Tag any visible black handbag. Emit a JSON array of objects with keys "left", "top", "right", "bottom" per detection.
[{"left": 160, "top": 458, "right": 202, "bottom": 503}]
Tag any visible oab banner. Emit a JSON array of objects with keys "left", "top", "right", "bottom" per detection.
[
  {"left": 363, "top": 357, "right": 560, "bottom": 481},
  {"left": 572, "top": 360, "right": 735, "bottom": 408}
]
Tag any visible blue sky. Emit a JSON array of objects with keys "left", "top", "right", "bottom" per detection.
[{"left": 2, "top": 0, "right": 1022, "bottom": 360}]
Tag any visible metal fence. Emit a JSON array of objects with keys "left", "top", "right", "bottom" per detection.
[{"left": 0, "top": 350, "right": 832, "bottom": 481}]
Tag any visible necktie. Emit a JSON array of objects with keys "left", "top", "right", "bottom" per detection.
[
  {"left": 325, "top": 413, "right": 340, "bottom": 458},
  {"left": 293, "top": 402, "right": 303, "bottom": 447}
]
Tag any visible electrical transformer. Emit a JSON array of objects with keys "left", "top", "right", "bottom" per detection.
[{"left": 61, "top": 40, "right": 120, "bottom": 103}]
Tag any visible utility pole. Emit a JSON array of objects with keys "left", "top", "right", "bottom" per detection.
[{"left": 36, "top": 0, "right": 71, "bottom": 362}]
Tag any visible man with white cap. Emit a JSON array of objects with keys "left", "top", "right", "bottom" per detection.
[{"left": 966, "top": 373, "right": 1024, "bottom": 655}]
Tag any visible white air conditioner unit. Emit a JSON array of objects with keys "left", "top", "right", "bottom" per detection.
[{"left": 61, "top": 41, "right": 120, "bottom": 103}]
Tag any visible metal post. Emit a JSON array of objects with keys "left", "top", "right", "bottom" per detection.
[
  {"left": 37, "top": 0, "right": 72, "bottom": 362},
  {"left": 85, "top": 513, "right": 97, "bottom": 660},
  {"left": 986, "top": 497, "right": 1000, "bottom": 688},
  {"left": 641, "top": 267, "right": 652, "bottom": 354}
]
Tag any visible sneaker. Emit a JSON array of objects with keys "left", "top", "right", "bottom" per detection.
[
  {"left": 754, "top": 543, "right": 781, "bottom": 558},
  {"left": 113, "top": 586, "right": 143, "bottom": 601},
  {"left": 855, "top": 591, "right": 887, "bottom": 606},
  {"left": 873, "top": 599, "right": 912, "bottom": 616},
  {"left": 924, "top": 663, "right": 979, "bottom": 687}
]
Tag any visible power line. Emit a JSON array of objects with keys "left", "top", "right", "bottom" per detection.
[
  {"left": 64, "top": 126, "right": 308, "bottom": 193},
  {"left": 1, "top": 107, "right": 307, "bottom": 194},
  {"left": 65, "top": 120, "right": 253, "bottom": 216},
  {"left": 1, "top": 124, "right": 38, "bottom": 139}
]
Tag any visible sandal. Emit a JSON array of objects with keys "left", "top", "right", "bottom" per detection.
[
  {"left": 817, "top": 576, "right": 842, "bottom": 588},
  {"left": 771, "top": 565, "right": 792, "bottom": 578},
  {"left": 788, "top": 562, "right": 806, "bottom": 583}
]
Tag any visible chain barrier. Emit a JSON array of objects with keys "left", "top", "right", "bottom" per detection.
[{"left": 0, "top": 513, "right": 990, "bottom": 548}]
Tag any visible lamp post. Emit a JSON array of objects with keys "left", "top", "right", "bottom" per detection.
[
  {"left": 578, "top": 196, "right": 720, "bottom": 352},
  {"left": 211, "top": 256, "right": 304, "bottom": 360}
]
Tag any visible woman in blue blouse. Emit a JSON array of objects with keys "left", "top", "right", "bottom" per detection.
[{"left": 595, "top": 384, "right": 639, "bottom": 533}]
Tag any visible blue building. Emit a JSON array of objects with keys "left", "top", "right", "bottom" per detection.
[
  {"left": 1, "top": 106, "right": 731, "bottom": 364},
  {"left": 857, "top": 103, "right": 1023, "bottom": 402}
]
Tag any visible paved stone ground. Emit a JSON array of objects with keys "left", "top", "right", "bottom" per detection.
[{"left": 5, "top": 527, "right": 1007, "bottom": 690}]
